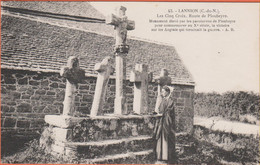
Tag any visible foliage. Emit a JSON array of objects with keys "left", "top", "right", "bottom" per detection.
[
  {"left": 193, "top": 125, "right": 259, "bottom": 164},
  {"left": 1, "top": 139, "right": 81, "bottom": 164},
  {"left": 39, "top": 126, "right": 54, "bottom": 153},
  {"left": 194, "top": 91, "right": 259, "bottom": 123}
]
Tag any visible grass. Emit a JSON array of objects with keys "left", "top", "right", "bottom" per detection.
[
  {"left": 2, "top": 135, "right": 258, "bottom": 164},
  {"left": 1, "top": 139, "right": 82, "bottom": 164}
]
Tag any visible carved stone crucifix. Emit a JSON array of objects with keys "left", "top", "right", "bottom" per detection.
[
  {"left": 60, "top": 56, "right": 85, "bottom": 116},
  {"left": 130, "top": 64, "right": 152, "bottom": 114},
  {"left": 106, "top": 6, "right": 135, "bottom": 115},
  {"left": 90, "top": 56, "right": 114, "bottom": 116},
  {"left": 154, "top": 68, "right": 172, "bottom": 113}
]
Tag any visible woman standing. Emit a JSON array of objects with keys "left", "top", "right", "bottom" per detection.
[{"left": 154, "top": 86, "right": 177, "bottom": 164}]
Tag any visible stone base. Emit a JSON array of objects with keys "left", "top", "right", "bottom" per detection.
[
  {"left": 42, "top": 114, "right": 161, "bottom": 163},
  {"left": 45, "top": 114, "right": 161, "bottom": 142},
  {"left": 44, "top": 115, "right": 85, "bottom": 128},
  {"left": 42, "top": 114, "right": 193, "bottom": 164}
]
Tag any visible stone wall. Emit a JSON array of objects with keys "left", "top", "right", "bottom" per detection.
[
  {"left": 1, "top": 68, "right": 194, "bottom": 138},
  {"left": 193, "top": 125, "right": 259, "bottom": 163}
]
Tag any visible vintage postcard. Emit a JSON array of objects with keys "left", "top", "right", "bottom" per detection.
[{"left": 1, "top": 1, "right": 259, "bottom": 164}]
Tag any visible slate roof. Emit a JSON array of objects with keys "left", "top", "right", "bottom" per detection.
[
  {"left": 1, "top": 1, "right": 105, "bottom": 19},
  {"left": 1, "top": 2, "right": 194, "bottom": 85}
]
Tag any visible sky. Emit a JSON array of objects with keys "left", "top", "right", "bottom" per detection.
[{"left": 91, "top": 2, "right": 259, "bottom": 93}]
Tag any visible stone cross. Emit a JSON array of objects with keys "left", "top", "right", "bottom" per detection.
[
  {"left": 60, "top": 56, "right": 85, "bottom": 116},
  {"left": 90, "top": 56, "right": 114, "bottom": 116},
  {"left": 154, "top": 68, "right": 172, "bottom": 113},
  {"left": 106, "top": 6, "right": 135, "bottom": 115},
  {"left": 130, "top": 64, "right": 152, "bottom": 114}
]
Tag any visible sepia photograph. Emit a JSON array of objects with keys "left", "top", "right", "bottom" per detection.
[{"left": 1, "top": 1, "right": 259, "bottom": 164}]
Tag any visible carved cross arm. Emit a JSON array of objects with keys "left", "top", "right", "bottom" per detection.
[
  {"left": 106, "top": 13, "right": 120, "bottom": 26},
  {"left": 130, "top": 70, "right": 142, "bottom": 82},
  {"left": 106, "top": 14, "right": 135, "bottom": 30},
  {"left": 61, "top": 66, "right": 85, "bottom": 84},
  {"left": 126, "top": 20, "right": 135, "bottom": 30},
  {"left": 155, "top": 76, "right": 171, "bottom": 86},
  {"left": 94, "top": 57, "right": 114, "bottom": 74}
]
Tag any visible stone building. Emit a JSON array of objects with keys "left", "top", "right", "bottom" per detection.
[{"left": 1, "top": 1, "right": 195, "bottom": 151}]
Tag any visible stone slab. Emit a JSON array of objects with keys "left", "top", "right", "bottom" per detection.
[
  {"left": 45, "top": 114, "right": 162, "bottom": 127},
  {"left": 90, "top": 149, "right": 154, "bottom": 164},
  {"left": 52, "top": 127, "right": 72, "bottom": 142},
  {"left": 65, "top": 135, "right": 153, "bottom": 159},
  {"left": 45, "top": 115, "right": 85, "bottom": 128},
  {"left": 52, "top": 143, "right": 65, "bottom": 154}
]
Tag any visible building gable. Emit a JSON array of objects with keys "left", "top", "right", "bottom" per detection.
[{"left": 1, "top": 2, "right": 194, "bottom": 85}]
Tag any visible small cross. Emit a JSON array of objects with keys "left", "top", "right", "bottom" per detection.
[
  {"left": 130, "top": 64, "right": 153, "bottom": 114},
  {"left": 106, "top": 6, "right": 135, "bottom": 53},
  {"left": 60, "top": 56, "right": 85, "bottom": 116},
  {"left": 90, "top": 56, "right": 114, "bottom": 116},
  {"left": 154, "top": 68, "right": 172, "bottom": 113},
  {"left": 60, "top": 56, "right": 85, "bottom": 85}
]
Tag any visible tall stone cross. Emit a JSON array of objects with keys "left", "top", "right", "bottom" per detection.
[
  {"left": 130, "top": 64, "right": 152, "bottom": 114},
  {"left": 90, "top": 56, "right": 114, "bottom": 116},
  {"left": 106, "top": 6, "right": 135, "bottom": 115},
  {"left": 60, "top": 56, "right": 85, "bottom": 116},
  {"left": 154, "top": 68, "right": 172, "bottom": 113}
]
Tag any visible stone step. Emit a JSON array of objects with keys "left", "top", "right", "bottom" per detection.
[
  {"left": 60, "top": 135, "right": 154, "bottom": 159},
  {"left": 88, "top": 149, "right": 154, "bottom": 164}
]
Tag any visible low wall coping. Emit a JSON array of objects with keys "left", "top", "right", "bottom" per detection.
[
  {"left": 45, "top": 114, "right": 162, "bottom": 128},
  {"left": 194, "top": 116, "right": 259, "bottom": 137}
]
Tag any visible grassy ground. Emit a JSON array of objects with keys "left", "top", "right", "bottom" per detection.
[
  {"left": 1, "top": 139, "right": 80, "bottom": 164},
  {"left": 2, "top": 136, "right": 258, "bottom": 164},
  {"left": 178, "top": 139, "right": 258, "bottom": 165}
]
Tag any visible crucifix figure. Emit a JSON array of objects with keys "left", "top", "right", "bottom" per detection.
[
  {"left": 60, "top": 56, "right": 85, "bottom": 116},
  {"left": 106, "top": 6, "right": 135, "bottom": 115},
  {"left": 130, "top": 64, "right": 152, "bottom": 114},
  {"left": 154, "top": 68, "right": 172, "bottom": 113},
  {"left": 90, "top": 56, "right": 114, "bottom": 116}
]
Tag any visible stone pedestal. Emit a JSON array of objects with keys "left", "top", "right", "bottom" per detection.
[
  {"left": 42, "top": 114, "right": 161, "bottom": 163},
  {"left": 114, "top": 54, "right": 127, "bottom": 115}
]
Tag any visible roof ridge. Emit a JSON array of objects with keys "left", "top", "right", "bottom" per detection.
[
  {"left": 1, "top": 13, "right": 195, "bottom": 85},
  {"left": 1, "top": 5, "right": 106, "bottom": 23},
  {"left": 1, "top": 1, "right": 106, "bottom": 19},
  {"left": 2, "top": 12, "right": 113, "bottom": 38},
  {"left": 2, "top": 11, "right": 175, "bottom": 47}
]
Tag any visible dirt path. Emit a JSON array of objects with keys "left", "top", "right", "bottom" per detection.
[{"left": 194, "top": 116, "right": 259, "bottom": 137}]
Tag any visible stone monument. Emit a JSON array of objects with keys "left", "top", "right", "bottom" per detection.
[
  {"left": 60, "top": 56, "right": 85, "bottom": 116},
  {"left": 90, "top": 56, "right": 114, "bottom": 116},
  {"left": 130, "top": 64, "right": 152, "bottom": 114},
  {"left": 106, "top": 6, "right": 135, "bottom": 115},
  {"left": 154, "top": 68, "right": 172, "bottom": 113},
  {"left": 41, "top": 7, "right": 180, "bottom": 164}
]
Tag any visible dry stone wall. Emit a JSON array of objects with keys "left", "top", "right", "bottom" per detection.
[{"left": 1, "top": 68, "right": 194, "bottom": 138}]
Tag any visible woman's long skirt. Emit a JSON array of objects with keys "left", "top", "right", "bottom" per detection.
[{"left": 155, "top": 129, "right": 176, "bottom": 164}]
